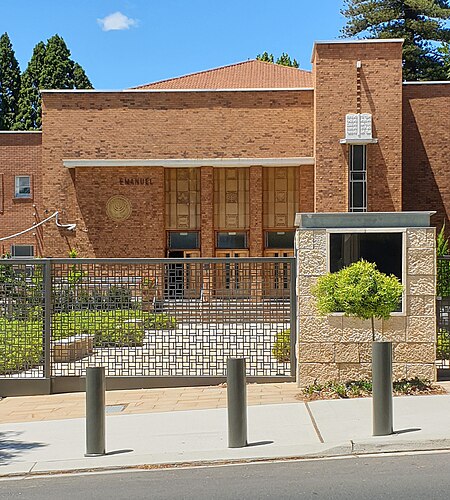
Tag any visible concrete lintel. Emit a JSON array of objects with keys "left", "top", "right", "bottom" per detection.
[
  {"left": 339, "top": 138, "right": 378, "bottom": 144},
  {"left": 295, "top": 212, "right": 436, "bottom": 229}
]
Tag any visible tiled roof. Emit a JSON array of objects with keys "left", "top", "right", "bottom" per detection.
[{"left": 133, "top": 60, "right": 313, "bottom": 89}]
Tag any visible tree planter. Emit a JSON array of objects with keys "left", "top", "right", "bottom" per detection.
[{"left": 372, "top": 341, "right": 393, "bottom": 436}]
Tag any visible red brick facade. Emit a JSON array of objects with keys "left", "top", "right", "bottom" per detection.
[
  {"left": 0, "top": 132, "right": 42, "bottom": 256},
  {"left": 1, "top": 40, "right": 449, "bottom": 257},
  {"left": 402, "top": 83, "right": 450, "bottom": 229}
]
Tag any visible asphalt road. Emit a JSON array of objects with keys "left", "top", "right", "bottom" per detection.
[{"left": 1, "top": 451, "right": 450, "bottom": 499}]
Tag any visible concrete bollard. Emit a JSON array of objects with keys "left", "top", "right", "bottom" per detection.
[
  {"left": 372, "top": 341, "right": 393, "bottom": 436},
  {"left": 227, "top": 358, "right": 248, "bottom": 448},
  {"left": 85, "top": 366, "right": 106, "bottom": 457}
]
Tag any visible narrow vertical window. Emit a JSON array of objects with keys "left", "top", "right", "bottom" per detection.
[{"left": 349, "top": 145, "right": 367, "bottom": 212}]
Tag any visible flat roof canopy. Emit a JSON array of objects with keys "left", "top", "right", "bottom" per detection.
[
  {"left": 63, "top": 157, "right": 315, "bottom": 168},
  {"left": 295, "top": 212, "right": 436, "bottom": 229}
]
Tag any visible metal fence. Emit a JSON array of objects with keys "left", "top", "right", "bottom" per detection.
[
  {"left": 0, "top": 258, "right": 296, "bottom": 395},
  {"left": 437, "top": 256, "right": 450, "bottom": 374}
]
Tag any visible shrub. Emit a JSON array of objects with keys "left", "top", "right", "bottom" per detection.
[
  {"left": 272, "top": 329, "right": 290, "bottom": 363},
  {"left": 302, "top": 378, "right": 438, "bottom": 400},
  {"left": 312, "top": 260, "right": 403, "bottom": 341},
  {"left": 145, "top": 313, "right": 177, "bottom": 330}
]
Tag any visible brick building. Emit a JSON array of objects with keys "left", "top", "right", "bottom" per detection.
[{"left": 1, "top": 39, "right": 449, "bottom": 259}]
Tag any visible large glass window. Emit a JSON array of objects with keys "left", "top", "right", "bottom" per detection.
[
  {"left": 349, "top": 145, "right": 367, "bottom": 212},
  {"left": 217, "top": 232, "right": 247, "bottom": 249},
  {"left": 15, "top": 176, "right": 31, "bottom": 199},
  {"left": 265, "top": 231, "right": 295, "bottom": 249},
  {"left": 330, "top": 232, "right": 403, "bottom": 282},
  {"left": 168, "top": 232, "right": 199, "bottom": 249}
]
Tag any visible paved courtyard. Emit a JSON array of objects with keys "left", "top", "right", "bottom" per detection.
[{"left": 10, "top": 322, "right": 291, "bottom": 378}]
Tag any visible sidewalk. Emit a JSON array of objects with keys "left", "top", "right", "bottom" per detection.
[{"left": 1, "top": 383, "right": 450, "bottom": 477}]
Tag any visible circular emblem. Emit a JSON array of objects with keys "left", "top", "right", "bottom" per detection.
[{"left": 106, "top": 195, "right": 132, "bottom": 222}]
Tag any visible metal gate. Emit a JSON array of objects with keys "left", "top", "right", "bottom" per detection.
[
  {"left": 437, "top": 256, "right": 450, "bottom": 379},
  {"left": 0, "top": 257, "right": 296, "bottom": 395}
]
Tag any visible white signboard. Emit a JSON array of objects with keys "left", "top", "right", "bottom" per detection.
[{"left": 345, "top": 113, "right": 372, "bottom": 141}]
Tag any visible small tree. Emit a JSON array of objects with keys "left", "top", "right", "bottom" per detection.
[{"left": 312, "top": 260, "right": 403, "bottom": 342}]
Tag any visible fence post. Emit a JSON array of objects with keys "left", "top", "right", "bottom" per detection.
[
  {"left": 85, "top": 366, "right": 106, "bottom": 457},
  {"left": 289, "top": 258, "right": 297, "bottom": 377},
  {"left": 43, "top": 259, "right": 52, "bottom": 380},
  {"left": 227, "top": 358, "right": 247, "bottom": 448}
]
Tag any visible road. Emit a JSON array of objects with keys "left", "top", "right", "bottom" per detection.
[{"left": 1, "top": 451, "right": 450, "bottom": 499}]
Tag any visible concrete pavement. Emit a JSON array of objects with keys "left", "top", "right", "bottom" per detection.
[
  {"left": 0, "top": 383, "right": 300, "bottom": 423},
  {"left": 1, "top": 384, "right": 450, "bottom": 477}
]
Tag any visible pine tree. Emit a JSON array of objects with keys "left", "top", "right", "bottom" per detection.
[
  {"left": 440, "top": 42, "right": 450, "bottom": 78},
  {"left": 276, "top": 53, "right": 299, "bottom": 68},
  {"left": 72, "top": 62, "right": 92, "bottom": 88},
  {"left": 40, "top": 35, "right": 74, "bottom": 89},
  {"left": 14, "top": 35, "right": 93, "bottom": 130},
  {"left": 14, "top": 42, "right": 45, "bottom": 130},
  {"left": 256, "top": 51, "right": 299, "bottom": 67},
  {"left": 341, "top": 0, "right": 450, "bottom": 81},
  {"left": 0, "top": 32, "right": 21, "bottom": 130},
  {"left": 256, "top": 52, "right": 274, "bottom": 63}
]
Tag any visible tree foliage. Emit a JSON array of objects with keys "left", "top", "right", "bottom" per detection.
[
  {"left": 14, "top": 42, "right": 45, "bottom": 130},
  {"left": 0, "top": 32, "right": 21, "bottom": 130},
  {"left": 14, "top": 35, "right": 93, "bottom": 131},
  {"left": 440, "top": 42, "right": 450, "bottom": 78},
  {"left": 437, "top": 222, "right": 449, "bottom": 256},
  {"left": 312, "top": 260, "right": 403, "bottom": 341},
  {"left": 256, "top": 51, "right": 299, "bottom": 68},
  {"left": 341, "top": 0, "right": 450, "bottom": 81}
]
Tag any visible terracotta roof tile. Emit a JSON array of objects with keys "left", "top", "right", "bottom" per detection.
[{"left": 132, "top": 60, "right": 313, "bottom": 89}]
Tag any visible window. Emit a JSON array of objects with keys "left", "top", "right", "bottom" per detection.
[
  {"left": 329, "top": 232, "right": 403, "bottom": 312},
  {"left": 330, "top": 232, "right": 403, "bottom": 282},
  {"left": 11, "top": 245, "right": 34, "bottom": 258},
  {"left": 349, "top": 145, "right": 366, "bottom": 212},
  {"left": 168, "top": 232, "right": 199, "bottom": 249},
  {"left": 265, "top": 231, "right": 295, "bottom": 249},
  {"left": 15, "top": 176, "right": 31, "bottom": 199},
  {"left": 217, "top": 232, "right": 247, "bottom": 249}
]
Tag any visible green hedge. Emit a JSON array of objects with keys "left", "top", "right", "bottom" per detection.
[
  {"left": 0, "top": 311, "right": 177, "bottom": 374},
  {"left": 0, "top": 319, "right": 42, "bottom": 374}
]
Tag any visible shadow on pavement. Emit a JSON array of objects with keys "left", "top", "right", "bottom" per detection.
[
  {"left": 246, "top": 440, "right": 274, "bottom": 447},
  {"left": 394, "top": 428, "right": 421, "bottom": 435},
  {"left": 0, "top": 431, "right": 46, "bottom": 465},
  {"left": 106, "top": 449, "right": 134, "bottom": 456}
]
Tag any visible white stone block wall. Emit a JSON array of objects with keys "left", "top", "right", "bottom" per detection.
[{"left": 296, "top": 227, "right": 436, "bottom": 387}]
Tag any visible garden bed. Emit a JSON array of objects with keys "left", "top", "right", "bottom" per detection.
[{"left": 298, "top": 378, "right": 447, "bottom": 401}]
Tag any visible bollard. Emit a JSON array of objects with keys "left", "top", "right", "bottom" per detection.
[
  {"left": 372, "top": 341, "right": 393, "bottom": 436},
  {"left": 85, "top": 366, "right": 106, "bottom": 457},
  {"left": 227, "top": 358, "right": 248, "bottom": 448}
]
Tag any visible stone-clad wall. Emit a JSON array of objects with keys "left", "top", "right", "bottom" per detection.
[{"left": 296, "top": 227, "right": 436, "bottom": 386}]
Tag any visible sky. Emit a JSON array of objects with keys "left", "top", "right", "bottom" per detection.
[{"left": 1, "top": 0, "right": 345, "bottom": 89}]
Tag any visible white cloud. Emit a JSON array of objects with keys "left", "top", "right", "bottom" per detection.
[{"left": 97, "top": 12, "right": 138, "bottom": 31}]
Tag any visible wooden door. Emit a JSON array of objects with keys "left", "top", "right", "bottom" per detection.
[
  {"left": 215, "top": 250, "right": 250, "bottom": 298},
  {"left": 263, "top": 250, "right": 293, "bottom": 298},
  {"left": 183, "top": 250, "right": 201, "bottom": 298}
]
